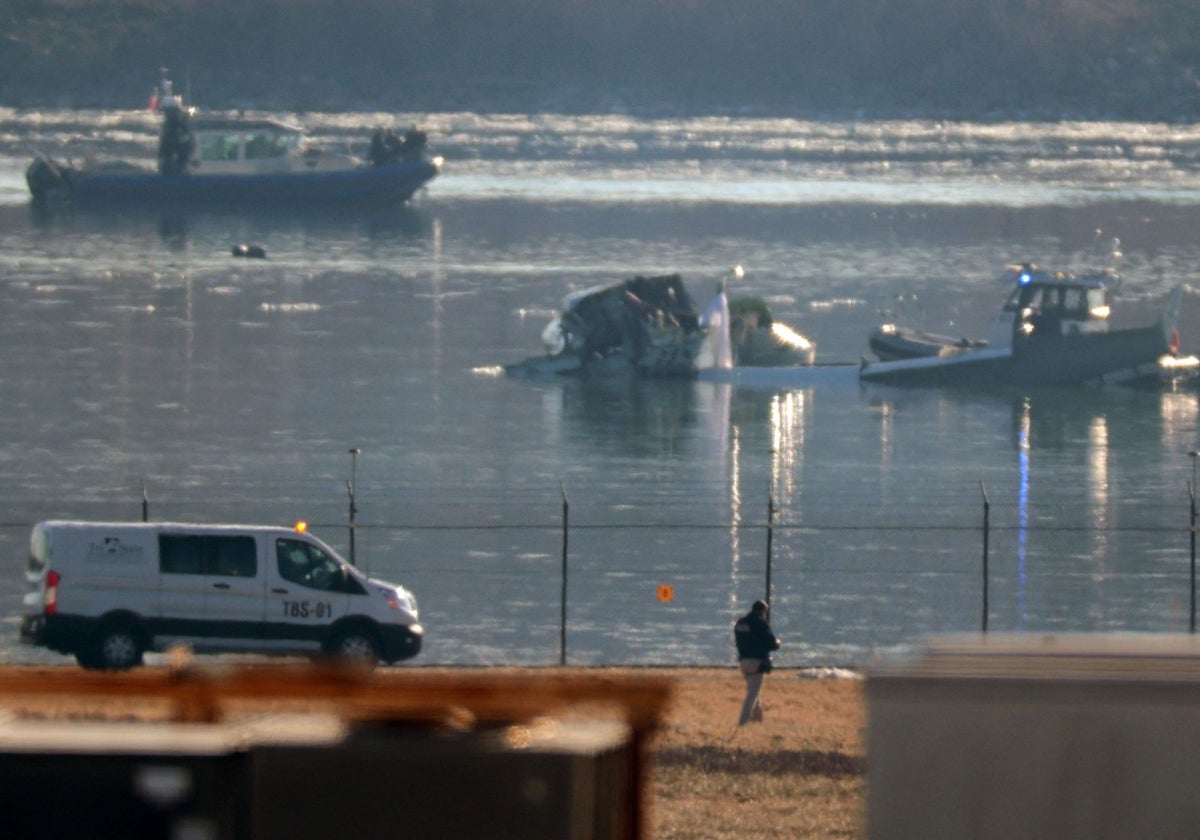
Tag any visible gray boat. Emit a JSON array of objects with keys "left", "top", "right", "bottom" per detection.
[{"left": 859, "top": 265, "right": 1184, "bottom": 388}]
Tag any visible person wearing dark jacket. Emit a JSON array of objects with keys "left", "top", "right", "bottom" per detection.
[{"left": 734, "top": 600, "right": 781, "bottom": 725}]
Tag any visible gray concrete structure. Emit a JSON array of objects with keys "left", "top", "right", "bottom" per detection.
[{"left": 869, "top": 634, "right": 1200, "bottom": 839}]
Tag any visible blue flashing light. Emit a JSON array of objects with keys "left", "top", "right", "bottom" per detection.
[{"left": 1018, "top": 271, "right": 1032, "bottom": 285}]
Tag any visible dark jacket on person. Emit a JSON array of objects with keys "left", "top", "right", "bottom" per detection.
[{"left": 734, "top": 608, "right": 780, "bottom": 661}]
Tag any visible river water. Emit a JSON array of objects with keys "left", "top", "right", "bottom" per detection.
[{"left": 0, "top": 109, "right": 1199, "bottom": 666}]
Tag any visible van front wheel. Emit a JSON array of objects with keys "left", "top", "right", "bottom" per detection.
[
  {"left": 331, "top": 627, "right": 381, "bottom": 667},
  {"left": 88, "top": 623, "right": 145, "bottom": 670}
]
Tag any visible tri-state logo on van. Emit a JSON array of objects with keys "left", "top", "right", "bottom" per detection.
[{"left": 85, "top": 537, "right": 145, "bottom": 560}]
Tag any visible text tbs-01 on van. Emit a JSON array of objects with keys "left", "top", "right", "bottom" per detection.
[{"left": 19, "top": 521, "right": 423, "bottom": 669}]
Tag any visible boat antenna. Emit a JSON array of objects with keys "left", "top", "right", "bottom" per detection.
[
  {"left": 720, "top": 264, "right": 744, "bottom": 294},
  {"left": 1092, "top": 228, "right": 1123, "bottom": 268},
  {"left": 1105, "top": 236, "right": 1123, "bottom": 271}
]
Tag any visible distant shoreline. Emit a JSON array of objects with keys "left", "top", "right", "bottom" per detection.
[
  {"left": 7, "top": 83, "right": 1198, "bottom": 124},
  {"left": 6, "top": 1, "right": 1200, "bottom": 123}
]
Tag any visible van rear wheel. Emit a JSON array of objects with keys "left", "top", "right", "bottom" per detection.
[
  {"left": 87, "top": 622, "right": 144, "bottom": 670},
  {"left": 331, "top": 627, "right": 381, "bottom": 667}
]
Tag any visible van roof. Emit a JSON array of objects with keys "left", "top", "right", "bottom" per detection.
[{"left": 36, "top": 521, "right": 310, "bottom": 535}]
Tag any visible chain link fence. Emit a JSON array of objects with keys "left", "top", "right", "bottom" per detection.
[{"left": 0, "top": 481, "right": 1194, "bottom": 666}]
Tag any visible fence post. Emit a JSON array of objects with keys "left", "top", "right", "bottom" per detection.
[
  {"left": 347, "top": 448, "right": 360, "bottom": 566},
  {"left": 980, "top": 481, "right": 990, "bottom": 633},
  {"left": 1191, "top": 480, "right": 1196, "bottom": 634},
  {"left": 560, "top": 482, "right": 569, "bottom": 666},
  {"left": 765, "top": 491, "right": 775, "bottom": 606},
  {"left": 1190, "top": 450, "right": 1198, "bottom": 634}
]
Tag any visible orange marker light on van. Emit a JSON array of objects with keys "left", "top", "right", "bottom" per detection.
[{"left": 295, "top": 521, "right": 308, "bottom": 533}]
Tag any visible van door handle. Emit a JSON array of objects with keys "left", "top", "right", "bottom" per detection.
[
  {"left": 211, "top": 582, "right": 231, "bottom": 589},
  {"left": 271, "top": 588, "right": 289, "bottom": 594}
]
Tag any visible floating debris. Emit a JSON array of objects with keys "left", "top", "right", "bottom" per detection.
[
  {"left": 232, "top": 244, "right": 267, "bottom": 259},
  {"left": 506, "top": 272, "right": 816, "bottom": 378}
]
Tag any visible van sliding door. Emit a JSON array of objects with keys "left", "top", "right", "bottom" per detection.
[
  {"left": 203, "top": 535, "right": 265, "bottom": 633},
  {"left": 158, "top": 533, "right": 264, "bottom": 647},
  {"left": 158, "top": 534, "right": 209, "bottom": 638}
]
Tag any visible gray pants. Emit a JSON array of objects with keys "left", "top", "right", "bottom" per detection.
[{"left": 738, "top": 658, "right": 766, "bottom": 725}]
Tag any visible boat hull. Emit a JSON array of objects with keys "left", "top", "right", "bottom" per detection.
[
  {"left": 859, "top": 321, "right": 1174, "bottom": 387},
  {"left": 31, "top": 158, "right": 440, "bottom": 208}
]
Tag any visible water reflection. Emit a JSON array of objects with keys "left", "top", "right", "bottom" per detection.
[
  {"left": 728, "top": 407, "right": 743, "bottom": 612},
  {"left": 545, "top": 375, "right": 704, "bottom": 456},
  {"left": 1159, "top": 389, "right": 1200, "bottom": 451},
  {"left": 724, "top": 388, "right": 810, "bottom": 609},
  {"left": 1016, "top": 397, "right": 1031, "bottom": 629},
  {"left": 1088, "top": 414, "right": 1111, "bottom": 539},
  {"left": 767, "top": 391, "right": 806, "bottom": 506},
  {"left": 15, "top": 201, "right": 434, "bottom": 266},
  {"left": 157, "top": 212, "right": 191, "bottom": 252},
  {"left": 1002, "top": 388, "right": 1170, "bottom": 451}
]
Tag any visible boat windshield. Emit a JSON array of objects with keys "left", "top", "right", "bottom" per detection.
[
  {"left": 1004, "top": 280, "right": 1105, "bottom": 319},
  {"left": 196, "top": 128, "right": 299, "bottom": 163}
]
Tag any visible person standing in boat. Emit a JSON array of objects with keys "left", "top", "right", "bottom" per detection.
[
  {"left": 156, "top": 94, "right": 194, "bottom": 175},
  {"left": 370, "top": 128, "right": 403, "bottom": 167},
  {"left": 734, "top": 600, "right": 781, "bottom": 725},
  {"left": 400, "top": 127, "right": 428, "bottom": 161}
]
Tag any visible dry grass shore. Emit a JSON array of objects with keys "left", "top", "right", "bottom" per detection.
[
  {"left": 647, "top": 667, "right": 865, "bottom": 839},
  {"left": 0, "top": 664, "right": 866, "bottom": 839}
]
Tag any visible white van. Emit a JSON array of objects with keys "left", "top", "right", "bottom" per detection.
[{"left": 19, "top": 521, "right": 423, "bottom": 670}]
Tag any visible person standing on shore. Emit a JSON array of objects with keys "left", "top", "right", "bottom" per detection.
[{"left": 734, "top": 599, "right": 781, "bottom": 725}]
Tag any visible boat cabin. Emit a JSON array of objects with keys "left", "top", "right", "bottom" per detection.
[
  {"left": 182, "top": 117, "right": 361, "bottom": 175},
  {"left": 985, "top": 265, "right": 1113, "bottom": 348},
  {"left": 195, "top": 118, "right": 301, "bottom": 163}
]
